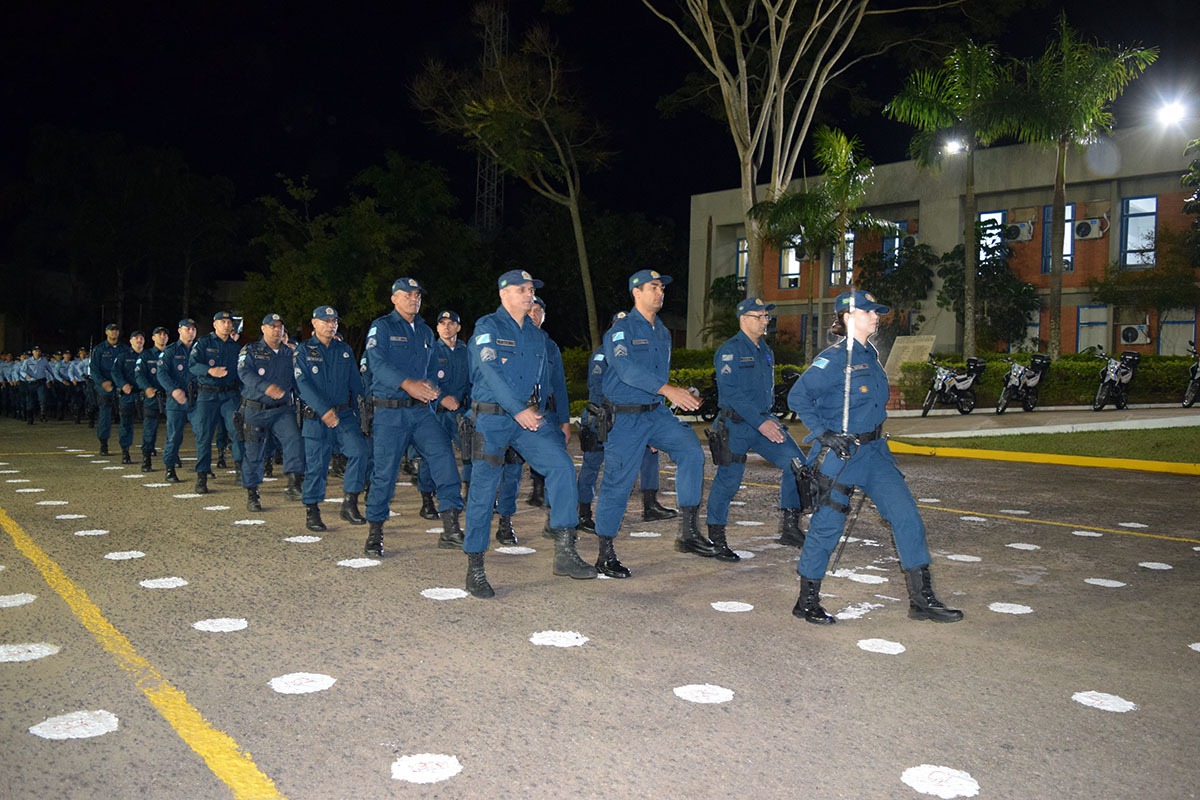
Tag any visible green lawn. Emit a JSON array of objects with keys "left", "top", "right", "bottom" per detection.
[{"left": 893, "top": 426, "right": 1200, "bottom": 463}]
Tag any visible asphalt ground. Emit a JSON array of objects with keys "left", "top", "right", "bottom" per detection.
[{"left": 1, "top": 410, "right": 1198, "bottom": 800}]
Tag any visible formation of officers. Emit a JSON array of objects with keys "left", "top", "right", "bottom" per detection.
[{"left": 5, "top": 270, "right": 962, "bottom": 624}]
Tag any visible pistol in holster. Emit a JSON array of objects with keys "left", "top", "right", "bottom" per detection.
[
  {"left": 704, "top": 418, "right": 733, "bottom": 466},
  {"left": 358, "top": 395, "right": 374, "bottom": 437},
  {"left": 458, "top": 414, "right": 475, "bottom": 464}
]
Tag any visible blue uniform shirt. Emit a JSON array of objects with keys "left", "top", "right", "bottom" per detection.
[
  {"left": 468, "top": 306, "right": 547, "bottom": 416},
  {"left": 111, "top": 346, "right": 140, "bottom": 391},
  {"left": 188, "top": 332, "right": 241, "bottom": 390},
  {"left": 90, "top": 341, "right": 122, "bottom": 390},
  {"left": 715, "top": 330, "right": 775, "bottom": 427},
  {"left": 601, "top": 310, "right": 672, "bottom": 405},
  {"left": 293, "top": 335, "right": 363, "bottom": 417},
  {"left": 586, "top": 348, "right": 606, "bottom": 404},
  {"left": 364, "top": 310, "right": 436, "bottom": 400},
  {"left": 157, "top": 340, "right": 194, "bottom": 397},
  {"left": 24, "top": 357, "right": 50, "bottom": 382},
  {"left": 788, "top": 338, "right": 890, "bottom": 442},
  {"left": 238, "top": 340, "right": 296, "bottom": 404},
  {"left": 431, "top": 337, "right": 470, "bottom": 409},
  {"left": 135, "top": 347, "right": 166, "bottom": 393},
  {"left": 541, "top": 329, "right": 569, "bottom": 426}
]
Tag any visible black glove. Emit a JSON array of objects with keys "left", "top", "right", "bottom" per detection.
[{"left": 817, "top": 430, "right": 856, "bottom": 460}]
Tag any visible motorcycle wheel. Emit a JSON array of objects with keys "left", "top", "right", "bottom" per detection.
[
  {"left": 1092, "top": 383, "right": 1111, "bottom": 411},
  {"left": 921, "top": 389, "right": 935, "bottom": 417},
  {"left": 956, "top": 389, "right": 976, "bottom": 415},
  {"left": 1115, "top": 391, "right": 1128, "bottom": 411},
  {"left": 1021, "top": 388, "right": 1038, "bottom": 412},
  {"left": 1184, "top": 380, "right": 1199, "bottom": 408},
  {"left": 995, "top": 387, "right": 1010, "bottom": 415},
  {"left": 699, "top": 406, "right": 719, "bottom": 423}
]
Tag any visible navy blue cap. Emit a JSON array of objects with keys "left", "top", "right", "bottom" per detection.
[
  {"left": 437, "top": 311, "right": 460, "bottom": 324},
  {"left": 391, "top": 277, "right": 427, "bottom": 295},
  {"left": 152, "top": 326, "right": 169, "bottom": 335},
  {"left": 177, "top": 318, "right": 196, "bottom": 328},
  {"left": 129, "top": 330, "right": 145, "bottom": 339},
  {"left": 834, "top": 290, "right": 890, "bottom": 314},
  {"left": 261, "top": 313, "right": 284, "bottom": 326},
  {"left": 498, "top": 269, "right": 543, "bottom": 289},
  {"left": 532, "top": 296, "right": 546, "bottom": 309},
  {"left": 736, "top": 297, "right": 776, "bottom": 316},
  {"left": 212, "top": 311, "right": 233, "bottom": 322},
  {"left": 628, "top": 269, "right": 672, "bottom": 291},
  {"left": 104, "top": 323, "right": 119, "bottom": 331},
  {"left": 312, "top": 305, "right": 339, "bottom": 321}
]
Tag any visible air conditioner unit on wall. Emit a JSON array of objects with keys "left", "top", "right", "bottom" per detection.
[
  {"left": 1074, "top": 219, "right": 1104, "bottom": 239},
  {"left": 1119, "top": 324, "right": 1150, "bottom": 345},
  {"left": 1003, "top": 222, "right": 1034, "bottom": 242},
  {"left": 901, "top": 234, "right": 919, "bottom": 248}
]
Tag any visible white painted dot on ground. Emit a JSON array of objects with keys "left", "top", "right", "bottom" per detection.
[
  {"left": 1085, "top": 578, "right": 1127, "bottom": 588},
  {"left": 1072, "top": 530, "right": 1103, "bottom": 538},
  {"left": 1006, "top": 543, "right": 1041, "bottom": 551},
  {"left": 1189, "top": 643, "right": 1200, "bottom": 653},
  {"left": 1139, "top": 562, "right": 1173, "bottom": 570},
  {"left": 284, "top": 535, "right": 322, "bottom": 544},
  {"left": 732, "top": 550, "right": 756, "bottom": 559},
  {"left": 673, "top": 684, "right": 734, "bottom": 704},
  {"left": 0, "top": 469, "right": 20, "bottom": 474},
  {"left": 958, "top": 515, "right": 987, "bottom": 522},
  {"left": 35, "top": 500, "right": 68, "bottom": 506},
  {"left": 193, "top": 618, "right": 248, "bottom": 633},
  {"left": 1, "top": 642, "right": 61, "bottom": 662},
  {"left": 1072, "top": 690, "right": 1137, "bottom": 713},
  {"left": 662, "top": 490, "right": 677, "bottom": 496},
  {"left": 858, "top": 638, "right": 906, "bottom": 655},
  {"left": 711, "top": 601, "right": 753, "bottom": 613},
  {"left": 998, "top": 509, "right": 1030, "bottom": 515},
  {"left": 1118, "top": 522, "right": 1149, "bottom": 529},
  {"left": 989, "top": 602, "right": 1034, "bottom": 615},
  {"left": 173, "top": 493, "right": 202, "bottom": 499},
  {"left": 6, "top": 478, "right": 31, "bottom": 483},
  {"left": 0, "top": 593, "right": 37, "bottom": 608},
  {"left": 74, "top": 529, "right": 108, "bottom": 537},
  {"left": 56, "top": 514, "right": 87, "bottom": 520},
  {"left": 202, "top": 505, "right": 231, "bottom": 511},
  {"left": 945, "top": 554, "right": 982, "bottom": 562},
  {"left": 89, "top": 459, "right": 110, "bottom": 463},
  {"left": 901, "top": 764, "right": 980, "bottom": 799},
  {"left": 391, "top": 753, "right": 463, "bottom": 784},
  {"left": 837, "top": 602, "right": 884, "bottom": 620},
  {"left": 15, "top": 488, "right": 46, "bottom": 494},
  {"left": 269, "top": 672, "right": 336, "bottom": 694},
  {"left": 322, "top": 498, "right": 343, "bottom": 504},
  {"left": 734, "top": 520, "right": 765, "bottom": 526},
  {"left": 103, "top": 551, "right": 145, "bottom": 560},
  {"left": 64, "top": 449, "right": 85, "bottom": 453},
  {"left": 424, "top": 527, "right": 441, "bottom": 534},
  {"left": 139, "top": 577, "right": 188, "bottom": 589},
  {"left": 917, "top": 498, "right": 940, "bottom": 503},
  {"left": 729, "top": 500, "right": 746, "bottom": 506},
  {"left": 337, "top": 558, "right": 380, "bottom": 569},
  {"left": 142, "top": 483, "right": 170, "bottom": 488},
  {"left": 232, "top": 519, "right": 266, "bottom": 526},
  {"left": 261, "top": 477, "right": 279, "bottom": 482},
  {"left": 529, "top": 630, "right": 589, "bottom": 647},
  {"left": 830, "top": 569, "right": 887, "bottom": 584},
  {"left": 29, "top": 710, "right": 119, "bottom": 740},
  {"left": 495, "top": 546, "right": 535, "bottom": 555},
  {"left": 421, "top": 587, "right": 469, "bottom": 601},
  {"left": 75, "top": 454, "right": 93, "bottom": 458},
  {"left": 630, "top": 531, "right": 661, "bottom": 538}
]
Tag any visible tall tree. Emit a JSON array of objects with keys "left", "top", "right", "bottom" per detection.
[
  {"left": 884, "top": 41, "right": 1011, "bottom": 359},
  {"left": 1012, "top": 16, "right": 1157, "bottom": 358}
]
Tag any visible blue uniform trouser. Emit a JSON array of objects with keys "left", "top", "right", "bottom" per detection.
[
  {"left": 463, "top": 413, "right": 578, "bottom": 553},
  {"left": 241, "top": 406, "right": 303, "bottom": 488},
  {"left": 594, "top": 405, "right": 703, "bottom": 539},
  {"left": 140, "top": 400, "right": 161, "bottom": 455},
  {"left": 366, "top": 406, "right": 462, "bottom": 523},
  {"left": 416, "top": 410, "right": 471, "bottom": 492},
  {"left": 798, "top": 439, "right": 930, "bottom": 579},
  {"left": 301, "top": 412, "right": 368, "bottom": 504},
  {"left": 193, "top": 391, "right": 245, "bottom": 474},
  {"left": 706, "top": 421, "right": 804, "bottom": 525},
  {"left": 24, "top": 384, "right": 46, "bottom": 417},
  {"left": 163, "top": 403, "right": 194, "bottom": 469},
  {"left": 116, "top": 393, "right": 137, "bottom": 449},
  {"left": 96, "top": 390, "right": 115, "bottom": 443},
  {"left": 577, "top": 447, "right": 660, "bottom": 504},
  {"left": 495, "top": 460, "right": 525, "bottom": 515}
]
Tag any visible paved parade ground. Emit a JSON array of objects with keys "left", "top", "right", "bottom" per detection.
[{"left": 2, "top": 411, "right": 1198, "bottom": 799}]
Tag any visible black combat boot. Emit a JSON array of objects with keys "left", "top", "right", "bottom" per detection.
[
  {"left": 419, "top": 492, "right": 439, "bottom": 520},
  {"left": 305, "top": 503, "right": 327, "bottom": 533},
  {"left": 577, "top": 502, "right": 596, "bottom": 533},
  {"left": 642, "top": 489, "right": 678, "bottom": 521},
  {"left": 165, "top": 465, "right": 181, "bottom": 483},
  {"left": 793, "top": 577, "right": 836, "bottom": 624},
  {"left": 329, "top": 453, "right": 345, "bottom": 478},
  {"left": 595, "top": 535, "right": 631, "bottom": 579},
  {"left": 904, "top": 565, "right": 964, "bottom": 623},
  {"left": 552, "top": 528, "right": 598, "bottom": 579},
  {"left": 99, "top": 441, "right": 109, "bottom": 456},
  {"left": 284, "top": 472, "right": 303, "bottom": 501},
  {"left": 707, "top": 524, "right": 740, "bottom": 562},
  {"left": 246, "top": 488, "right": 262, "bottom": 512},
  {"left": 438, "top": 509, "right": 464, "bottom": 550},
  {"left": 263, "top": 459, "right": 273, "bottom": 478},
  {"left": 364, "top": 521, "right": 384, "bottom": 557},
  {"left": 777, "top": 508, "right": 805, "bottom": 548},
  {"left": 495, "top": 515, "right": 518, "bottom": 546},
  {"left": 217, "top": 451, "right": 228, "bottom": 469},
  {"left": 121, "top": 448, "right": 132, "bottom": 465},
  {"left": 234, "top": 461, "right": 242, "bottom": 481},
  {"left": 340, "top": 493, "right": 366, "bottom": 525},
  {"left": 466, "top": 552, "right": 494, "bottom": 598},
  {"left": 141, "top": 452, "right": 153, "bottom": 472},
  {"left": 525, "top": 472, "right": 545, "bottom": 507},
  {"left": 195, "top": 473, "right": 209, "bottom": 494},
  {"left": 675, "top": 506, "right": 717, "bottom": 557}
]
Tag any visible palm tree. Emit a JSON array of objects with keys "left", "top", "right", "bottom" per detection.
[
  {"left": 1012, "top": 16, "right": 1157, "bottom": 358},
  {"left": 885, "top": 41, "right": 1011, "bottom": 359}
]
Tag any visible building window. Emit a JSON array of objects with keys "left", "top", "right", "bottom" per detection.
[
  {"left": 1121, "top": 196, "right": 1156, "bottom": 269},
  {"left": 736, "top": 237, "right": 749, "bottom": 289},
  {"left": 780, "top": 246, "right": 803, "bottom": 289},
  {"left": 978, "top": 210, "right": 1006, "bottom": 259},
  {"left": 1041, "top": 203, "right": 1075, "bottom": 274},
  {"left": 1077, "top": 304, "right": 1108, "bottom": 353},
  {"left": 828, "top": 232, "right": 855, "bottom": 287},
  {"left": 883, "top": 221, "right": 909, "bottom": 259}
]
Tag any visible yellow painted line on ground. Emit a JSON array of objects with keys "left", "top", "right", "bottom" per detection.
[
  {"left": 0, "top": 507, "right": 285, "bottom": 800},
  {"left": 889, "top": 440, "right": 1200, "bottom": 476}
]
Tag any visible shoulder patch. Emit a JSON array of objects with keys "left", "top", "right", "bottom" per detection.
[
  {"left": 720, "top": 353, "right": 733, "bottom": 361},
  {"left": 611, "top": 330, "right": 625, "bottom": 342},
  {"left": 474, "top": 333, "right": 492, "bottom": 345},
  {"left": 811, "top": 357, "right": 830, "bottom": 370}
]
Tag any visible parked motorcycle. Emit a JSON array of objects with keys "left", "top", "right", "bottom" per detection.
[
  {"left": 995, "top": 354, "right": 1051, "bottom": 414},
  {"left": 772, "top": 367, "right": 802, "bottom": 421},
  {"left": 921, "top": 356, "right": 986, "bottom": 416},
  {"left": 673, "top": 381, "right": 720, "bottom": 423},
  {"left": 1183, "top": 340, "right": 1199, "bottom": 408},
  {"left": 1091, "top": 346, "right": 1139, "bottom": 411}
]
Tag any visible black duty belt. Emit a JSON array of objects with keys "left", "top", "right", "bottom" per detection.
[
  {"left": 855, "top": 424, "right": 885, "bottom": 444},
  {"left": 373, "top": 396, "right": 423, "bottom": 409},
  {"left": 199, "top": 385, "right": 237, "bottom": 394},
  {"left": 473, "top": 402, "right": 506, "bottom": 415},
  {"left": 612, "top": 402, "right": 660, "bottom": 414},
  {"left": 242, "top": 398, "right": 291, "bottom": 411},
  {"left": 719, "top": 409, "right": 745, "bottom": 423}
]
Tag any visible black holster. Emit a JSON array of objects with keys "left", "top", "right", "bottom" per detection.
[
  {"left": 358, "top": 395, "right": 374, "bottom": 437},
  {"left": 458, "top": 414, "right": 475, "bottom": 464},
  {"left": 586, "top": 401, "right": 613, "bottom": 443},
  {"left": 232, "top": 406, "right": 246, "bottom": 444},
  {"left": 705, "top": 421, "right": 733, "bottom": 466},
  {"left": 790, "top": 457, "right": 818, "bottom": 513}
]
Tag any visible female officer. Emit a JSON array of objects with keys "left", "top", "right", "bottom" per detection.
[{"left": 787, "top": 290, "right": 963, "bottom": 625}]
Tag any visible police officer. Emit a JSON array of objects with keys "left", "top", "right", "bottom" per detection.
[
  {"left": 21, "top": 346, "right": 50, "bottom": 424},
  {"left": 237, "top": 313, "right": 305, "bottom": 512},
  {"left": 593, "top": 269, "right": 711, "bottom": 578},
  {"left": 90, "top": 324, "right": 124, "bottom": 454},
  {"left": 188, "top": 311, "right": 245, "bottom": 493},
  {"left": 157, "top": 319, "right": 197, "bottom": 483},
  {"left": 461, "top": 270, "right": 595, "bottom": 598},
  {"left": 787, "top": 290, "right": 963, "bottom": 625},
  {"left": 363, "top": 278, "right": 464, "bottom": 557},
  {"left": 111, "top": 331, "right": 144, "bottom": 464},
  {"left": 135, "top": 327, "right": 169, "bottom": 471},
  {"left": 706, "top": 298, "right": 806, "bottom": 562},
  {"left": 294, "top": 306, "right": 369, "bottom": 533},
  {"left": 415, "top": 310, "right": 471, "bottom": 520},
  {"left": 74, "top": 347, "right": 94, "bottom": 426}
]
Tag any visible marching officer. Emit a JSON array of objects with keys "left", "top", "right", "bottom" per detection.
[
  {"left": 20, "top": 346, "right": 50, "bottom": 424},
  {"left": 415, "top": 310, "right": 471, "bottom": 520},
  {"left": 706, "top": 298, "right": 805, "bottom": 562},
  {"left": 787, "top": 290, "right": 963, "bottom": 625},
  {"left": 111, "top": 331, "right": 143, "bottom": 464},
  {"left": 237, "top": 313, "right": 305, "bottom": 512},
  {"left": 460, "top": 270, "right": 595, "bottom": 598},
  {"left": 188, "top": 311, "right": 244, "bottom": 493},
  {"left": 157, "top": 319, "right": 197, "bottom": 483},
  {"left": 90, "top": 323, "right": 123, "bottom": 454},
  {"left": 363, "top": 278, "right": 464, "bottom": 557},
  {"left": 134, "top": 327, "right": 169, "bottom": 471},
  {"left": 294, "top": 306, "right": 369, "bottom": 533}
]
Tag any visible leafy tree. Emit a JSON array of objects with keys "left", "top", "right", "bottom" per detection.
[
  {"left": 699, "top": 273, "right": 743, "bottom": 345},
  {"left": 1088, "top": 227, "right": 1200, "bottom": 344},
  {"left": 855, "top": 242, "right": 938, "bottom": 336},
  {"left": 1182, "top": 137, "right": 1200, "bottom": 266}
]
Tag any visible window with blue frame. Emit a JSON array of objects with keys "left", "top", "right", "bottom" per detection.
[
  {"left": 1041, "top": 203, "right": 1075, "bottom": 273},
  {"left": 1120, "top": 196, "right": 1156, "bottom": 269},
  {"left": 882, "top": 221, "right": 909, "bottom": 259},
  {"left": 978, "top": 210, "right": 1005, "bottom": 259},
  {"left": 736, "top": 237, "right": 749, "bottom": 288},
  {"left": 828, "top": 232, "right": 855, "bottom": 287},
  {"left": 780, "top": 246, "right": 803, "bottom": 289}
]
